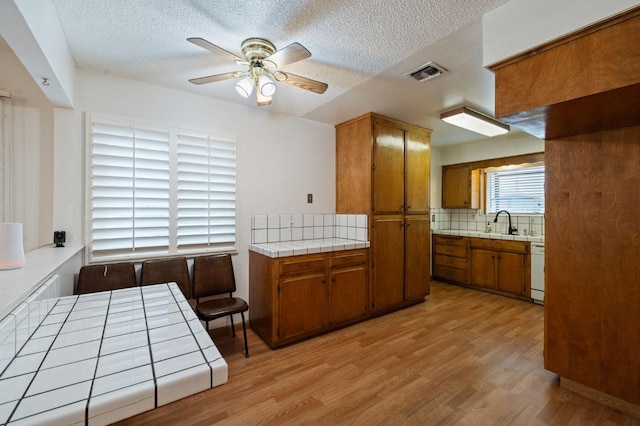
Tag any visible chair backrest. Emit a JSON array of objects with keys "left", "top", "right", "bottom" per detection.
[
  {"left": 193, "top": 254, "right": 236, "bottom": 299},
  {"left": 76, "top": 262, "right": 136, "bottom": 295},
  {"left": 140, "top": 257, "right": 191, "bottom": 299}
]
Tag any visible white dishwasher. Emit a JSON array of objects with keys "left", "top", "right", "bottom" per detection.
[{"left": 531, "top": 243, "right": 545, "bottom": 304}]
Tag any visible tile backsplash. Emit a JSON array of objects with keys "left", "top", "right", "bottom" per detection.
[
  {"left": 430, "top": 208, "right": 544, "bottom": 236},
  {"left": 251, "top": 214, "right": 368, "bottom": 244}
]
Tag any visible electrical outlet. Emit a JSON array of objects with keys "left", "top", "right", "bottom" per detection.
[
  {"left": 431, "top": 214, "right": 436, "bottom": 222},
  {"left": 307, "top": 193, "right": 313, "bottom": 203},
  {"left": 471, "top": 214, "right": 477, "bottom": 221},
  {"left": 289, "top": 221, "right": 294, "bottom": 230}
]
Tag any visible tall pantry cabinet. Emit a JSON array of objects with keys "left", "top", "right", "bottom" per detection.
[{"left": 336, "top": 112, "right": 431, "bottom": 312}]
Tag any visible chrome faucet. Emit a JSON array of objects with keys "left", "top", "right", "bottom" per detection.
[{"left": 493, "top": 210, "right": 518, "bottom": 235}]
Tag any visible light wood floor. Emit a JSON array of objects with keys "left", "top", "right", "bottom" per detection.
[{"left": 117, "top": 281, "right": 639, "bottom": 425}]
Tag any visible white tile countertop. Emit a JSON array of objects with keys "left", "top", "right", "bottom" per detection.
[
  {"left": 432, "top": 229, "right": 545, "bottom": 243},
  {"left": 249, "top": 238, "right": 370, "bottom": 258},
  {"left": 0, "top": 283, "right": 227, "bottom": 425}
]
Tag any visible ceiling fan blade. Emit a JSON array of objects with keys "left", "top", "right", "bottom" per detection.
[
  {"left": 276, "top": 72, "right": 328, "bottom": 94},
  {"left": 264, "top": 42, "right": 311, "bottom": 68},
  {"left": 188, "top": 71, "right": 244, "bottom": 85},
  {"left": 187, "top": 37, "right": 244, "bottom": 62}
]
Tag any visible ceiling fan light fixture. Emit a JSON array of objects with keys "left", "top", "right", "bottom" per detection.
[
  {"left": 258, "top": 74, "right": 276, "bottom": 96},
  {"left": 440, "top": 106, "right": 510, "bottom": 137},
  {"left": 235, "top": 76, "right": 253, "bottom": 98}
]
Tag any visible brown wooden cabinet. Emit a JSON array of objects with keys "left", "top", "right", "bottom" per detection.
[
  {"left": 469, "top": 238, "right": 530, "bottom": 299},
  {"left": 336, "top": 112, "right": 432, "bottom": 314},
  {"left": 441, "top": 164, "right": 480, "bottom": 209},
  {"left": 432, "top": 235, "right": 470, "bottom": 284},
  {"left": 249, "top": 249, "right": 368, "bottom": 348}
]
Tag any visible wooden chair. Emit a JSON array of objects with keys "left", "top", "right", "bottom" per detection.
[
  {"left": 140, "top": 257, "right": 191, "bottom": 299},
  {"left": 76, "top": 262, "right": 137, "bottom": 295},
  {"left": 193, "top": 254, "right": 249, "bottom": 357}
]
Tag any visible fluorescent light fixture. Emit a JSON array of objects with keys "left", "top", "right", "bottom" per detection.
[
  {"left": 440, "top": 106, "right": 510, "bottom": 137},
  {"left": 235, "top": 76, "right": 253, "bottom": 98}
]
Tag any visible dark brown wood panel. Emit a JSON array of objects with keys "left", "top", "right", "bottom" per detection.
[
  {"left": 372, "top": 122, "right": 405, "bottom": 213},
  {"left": 492, "top": 10, "right": 640, "bottom": 118},
  {"left": 328, "top": 267, "right": 368, "bottom": 324},
  {"left": 545, "top": 127, "right": 640, "bottom": 406},
  {"left": 336, "top": 113, "right": 372, "bottom": 214},
  {"left": 404, "top": 217, "right": 430, "bottom": 300},
  {"left": 372, "top": 217, "right": 405, "bottom": 310},
  {"left": 404, "top": 129, "right": 430, "bottom": 214}
]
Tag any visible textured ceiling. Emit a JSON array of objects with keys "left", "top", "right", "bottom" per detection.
[{"left": 46, "top": 0, "right": 520, "bottom": 146}]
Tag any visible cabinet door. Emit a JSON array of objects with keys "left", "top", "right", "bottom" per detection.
[
  {"left": 497, "top": 252, "right": 525, "bottom": 296},
  {"left": 405, "top": 130, "right": 430, "bottom": 214},
  {"left": 373, "top": 123, "right": 405, "bottom": 213},
  {"left": 404, "top": 217, "right": 430, "bottom": 300},
  {"left": 329, "top": 267, "right": 368, "bottom": 324},
  {"left": 372, "top": 218, "right": 404, "bottom": 310},
  {"left": 278, "top": 274, "right": 328, "bottom": 340},
  {"left": 470, "top": 248, "right": 496, "bottom": 289},
  {"left": 442, "top": 164, "right": 479, "bottom": 209}
]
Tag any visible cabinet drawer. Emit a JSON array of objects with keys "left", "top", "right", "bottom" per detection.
[
  {"left": 434, "top": 244, "right": 467, "bottom": 258},
  {"left": 434, "top": 254, "right": 467, "bottom": 269},
  {"left": 280, "top": 257, "right": 326, "bottom": 276},
  {"left": 433, "top": 266, "right": 468, "bottom": 284},
  {"left": 434, "top": 235, "right": 467, "bottom": 247},
  {"left": 470, "top": 238, "right": 529, "bottom": 253},
  {"left": 330, "top": 250, "right": 368, "bottom": 269}
]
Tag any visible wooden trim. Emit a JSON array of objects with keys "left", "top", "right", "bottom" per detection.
[
  {"left": 443, "top": 152, "right": 544, "bottom": 171},
  {"left": 489, "top": 6, "right": 640, "bottom": 71},
  {"left": 561, "top": 377, "right": 640, "bottom": 419}
]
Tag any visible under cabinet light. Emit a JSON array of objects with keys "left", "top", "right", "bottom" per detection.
[{"left": 440, "top": 106, "right": 510, "bottom": 137}]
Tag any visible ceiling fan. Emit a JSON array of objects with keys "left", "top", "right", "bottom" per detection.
[{"left": 187, "top": 37, "right": 328, "bottom": 106}]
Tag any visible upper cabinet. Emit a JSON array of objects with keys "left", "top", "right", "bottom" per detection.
[
  {"left": 441, "top": 164, "right": 480, "bottom": 209},
  {"left": 336, "top": 113, "right": 431, "bottom": 215}
]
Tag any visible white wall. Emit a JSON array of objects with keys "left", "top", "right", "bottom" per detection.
[
  {"left": 0, "top": 49, "right": 54, "bottom": 251},
  {"left": 58, "top": 69, "right": 336, "bottom": 305},
  {"left": 483, "top": 0, "right": 640, "bottom": 66}
]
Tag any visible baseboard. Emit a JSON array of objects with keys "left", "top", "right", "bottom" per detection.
[{"left": 561, "top": 377, "right": 640, "bottom": 418}]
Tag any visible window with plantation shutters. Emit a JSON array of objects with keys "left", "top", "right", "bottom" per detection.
[
  {"left": 486, "top": 165, "right": 545, "bottom": 214},
  {"left": 176, "top": 133, "right": 236, "bottom": 249},
  {"left": 87, "top": 114, "right": 237, "bottom": 262}
]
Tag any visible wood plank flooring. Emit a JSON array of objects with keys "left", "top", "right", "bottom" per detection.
[{"left": 116, "top": 281, "right": 639, "bottom": 425}]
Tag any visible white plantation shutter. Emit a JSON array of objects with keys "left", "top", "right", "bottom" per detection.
[
  {"left": 176, "top": 133, "right": 236, "bottom": 249},
  {"left": 87, "top": 114, "right": 236, "bottom": 262},
  {"left": 486, "top": 165, "right": 545, "bottom": 214}
]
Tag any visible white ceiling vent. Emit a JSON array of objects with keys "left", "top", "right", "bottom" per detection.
[{"left": 406, "top": 61, "right": 448, "bottom": 82}]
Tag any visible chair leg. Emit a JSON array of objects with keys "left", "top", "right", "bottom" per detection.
[
  {"left": 230, "top": 314, "right": 236, "bottom": 337},
  {"left": 240, "top": 311, "right": 249, "bottom": 358}
]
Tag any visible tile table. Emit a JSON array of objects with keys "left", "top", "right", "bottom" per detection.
[{"left": 0, "top": 283, "right": 228, "bottom": 425}]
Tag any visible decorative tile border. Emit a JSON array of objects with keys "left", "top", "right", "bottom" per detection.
[{"left": 251, "top": 214, "right": 368, "bottom": 244}]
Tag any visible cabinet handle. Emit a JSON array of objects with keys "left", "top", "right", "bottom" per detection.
[
  {"left": 399, "top": 204, "right": 404, "bottom": 210},
  {"left": 407, "top": 204, "right": 411, "bottom": 209},
  {"left": 332, "top": 278, "right": 336, "bottom": 283}
]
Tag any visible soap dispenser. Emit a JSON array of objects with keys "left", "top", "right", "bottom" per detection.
[{"left": 485, "top": 222, "right": 492, "bottom": 233}]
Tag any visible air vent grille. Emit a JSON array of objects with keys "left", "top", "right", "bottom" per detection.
[{"left": 406, "top": 61, "right": 448, "bottom": 82}]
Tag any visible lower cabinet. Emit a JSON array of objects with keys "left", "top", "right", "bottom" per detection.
[
  {"left": 372, "top": 216, "right": 430, "bottom": 312},
  {"left": 469, "top": 239, "right": 530, "bottom": 300},
  {"left": 249, "top": 249, "right": 369, "bottom": 348},
  {"left": 433, "top": 234, "right": 531, "bottom": 301}
]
